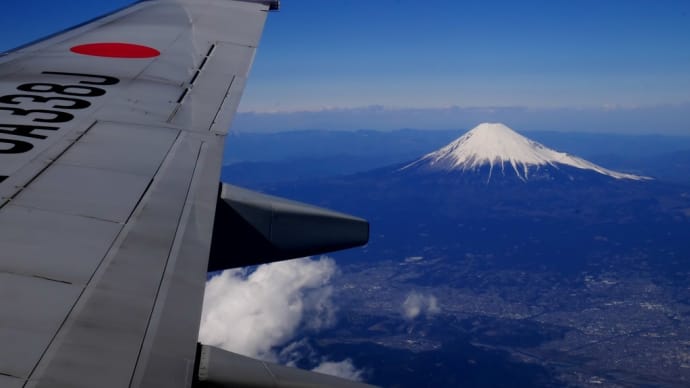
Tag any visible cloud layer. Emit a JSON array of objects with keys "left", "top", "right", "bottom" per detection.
[
  {"left": 312, "top": 359, "right": 364, "bottom": 382},
  {"left": 199, "top": 257, "right": 337, "bottom": 361}
]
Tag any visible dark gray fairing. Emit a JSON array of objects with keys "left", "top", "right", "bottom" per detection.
[
  {"left": 194, "top": 345, "right": 377, "bottom": 388},
  {"left": 239, "top": 0, "right": 280, "bottom": 10},
  {"left": 209, "top": 183, "right": 369, "bottom": 270}
]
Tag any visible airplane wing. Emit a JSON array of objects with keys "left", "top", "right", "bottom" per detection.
[{"left": 0, "top": 1, "right": 371, "bottom": 387}]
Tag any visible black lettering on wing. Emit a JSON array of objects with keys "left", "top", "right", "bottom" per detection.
[
  {"left": 0, "top": 138, "right": 33, "bottom": 154},
  {"left": 42, "top": 72, "right": 120, "bottom": 86},
  {"left": 0, "top": 124, "right": 58, "bottom": 139},
  {"left": 0, "top": 73, "right": 120, "bottom": 160}
]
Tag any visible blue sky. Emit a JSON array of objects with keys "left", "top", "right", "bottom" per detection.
[
  {"left": 2, "top": 1, "right": 689, "bottom": 133},
  {"left": 250, "top": 1, "right": 690, "bottom": 111}
]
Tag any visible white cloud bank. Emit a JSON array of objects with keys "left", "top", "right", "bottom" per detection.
[
  {"left": 402, "top": 291, "right": 441, "bottom": 320},
  {"left": 279, "top": 340, "right": 366, "bottom": 382},
  {"left": 199, "top": 257, "right": 367, "bottom": 381},
  {"left": 312, "top": 359, "right": 364, "bottom": 382},
  {"left": 199, "top": 257, "right": 337, "bottom": 361}
]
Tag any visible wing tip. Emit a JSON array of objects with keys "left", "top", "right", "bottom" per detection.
[{"left": 236, "top": 0, "right": 280, "bottom": 11}]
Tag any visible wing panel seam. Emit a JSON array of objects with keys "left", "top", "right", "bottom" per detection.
[
  {"left": 127, "top": 142, "right": 204, "bottom": 388},
  {"left": 168, "top": 43, "right": 218, "bottom": 122},
  {"left": 23, "top": 130, "right": 185, "bottom": 384},
  {"left": 0, "top": 270, "right": 72, "bottom": 286},
  {"left": 210, "top": 76, "right": 237, "bottom": 131},
  {"left": 0, "top": 121, "right": 98, "bottom": 210}
]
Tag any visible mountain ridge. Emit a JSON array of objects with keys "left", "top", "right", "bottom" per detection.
[{"left": 402, "top": 123, "right": 650, "bottom": 182}]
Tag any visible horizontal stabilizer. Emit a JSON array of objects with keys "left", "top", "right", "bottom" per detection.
[
  {"left": 195, "top": 345, "right": 377, "bottom": 387},
  {"left": 208, "top": 184, "right": 369, "bottom": 270}
]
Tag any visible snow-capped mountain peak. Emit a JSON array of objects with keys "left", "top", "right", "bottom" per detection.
[{"left": 403, "top": 123, "right": 649, "bottom": 181}]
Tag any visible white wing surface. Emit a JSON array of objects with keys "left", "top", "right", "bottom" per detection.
[{"left": 0, "top": 1, "right": 371, "bottom": 387}]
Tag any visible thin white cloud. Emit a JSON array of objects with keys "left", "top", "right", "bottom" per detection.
[
  {"left": 278, "top": 339, "right": 318, "bottom": 367},
  {"left": 402, "top": 291, "right": 441, "bottom": 320},
  {"left": 404, "top": 256, "right": 424, "bottom": 263},
  {"left": 198, "top": 257, "right": 337, "bottom": 361},
  {"left": 312, "top": 359, "right": 365, "bottom": 382}
]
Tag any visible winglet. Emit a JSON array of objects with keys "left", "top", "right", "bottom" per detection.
[
  {"left": 208, "top": 183, "right": 369, "bottom": 271},
  {"left": 237, "top": 0, "right": 280, "bottom": 11}
]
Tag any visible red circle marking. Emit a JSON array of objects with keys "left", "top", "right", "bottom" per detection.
[{"left": 70, "top": 43, "right": 160, "bottom": 59}]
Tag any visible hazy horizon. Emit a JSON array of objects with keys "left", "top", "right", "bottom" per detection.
[{"left": 3, "top": 1, "right": 689, "bottom": 135}]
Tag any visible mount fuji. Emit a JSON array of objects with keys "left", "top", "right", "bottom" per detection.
[
  {"left": 401, "top": 123, "right": 649, "bottom": 182},
  {"left": 264, "top": 122, "right": 687, "bottom": 271}
]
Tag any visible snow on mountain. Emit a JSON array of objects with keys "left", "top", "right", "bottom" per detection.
[{"left": 403, "top": 123, "right": 650, "bottom": 181}]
